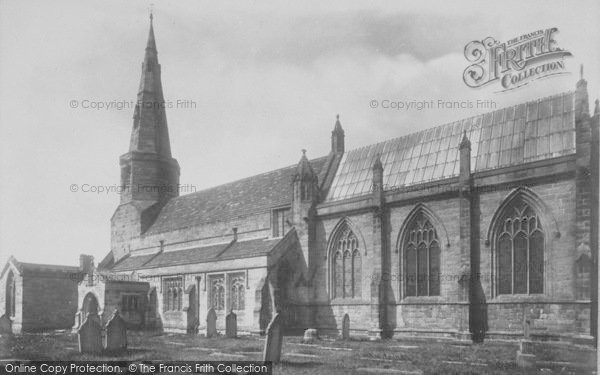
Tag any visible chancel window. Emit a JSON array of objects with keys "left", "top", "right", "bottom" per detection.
[
  {"left": 230, "top": 275, "right": 245, "bottom": 311},
  {"left": 210, "top": 276, "right": 225, "bottom": 311},
  {"left": 403, "top": 212, "right": 440, "bottom": 297},
  {"left": 5, "top": 271, "right": 15, "bottom": 318},
  {"left": 163, "top": 277, "right": 183, "bottom": 312},
  {"left": 332, "top": 225, "right": 361, "bottom": 299},
  {"left": 496, "top": 201, "right": 544, "bottom": 295}
]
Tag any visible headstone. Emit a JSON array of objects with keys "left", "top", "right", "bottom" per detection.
[
  {"left": 226, "top": 311, "right": 237, "bottom": 338},
  {"left": 342, "top": 314, "right": 350, "bottom": 340},
  {"left": 262, "top": 313, "right": 283, "bottom": 364},
  {"left": 517, "top": 312, "right": 536, "bottom": 367},
  {"left": 78, "top": 313, "right": 103, "bottom": 354},
  {"left": 0, "top": 314, "right": 12, "bottom": 334},
  {"left": 303, "top": 328, "right": 318, "bottom": 344},
  {"left": 206, "top": 308, "right": 217, "bottom": 338},
  {"left": 104, "top": 310, "right": 127, "bottom": 352}
]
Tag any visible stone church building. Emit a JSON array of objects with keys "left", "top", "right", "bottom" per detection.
[{"left": 1, "top": 19, "right": 598, "bottom": 345}]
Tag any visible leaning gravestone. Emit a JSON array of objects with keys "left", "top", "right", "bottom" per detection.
[
  {"left": 206, "top": 308, "right": 217, "bottom": 338},
  {"left": 262, "top": 313, "right": 283, "bottom": 364},
  {"left": 104, "top": 310, "right": 127, "bottom": 352},
  {"left": 226, "top": 311, "right": 237, "bottom": 338},
  {"left": 342, "top": 313, "right": 350, "bottom": 340},
  {"left": 78, "top": 313, "right": 103, "bottom": 354}
]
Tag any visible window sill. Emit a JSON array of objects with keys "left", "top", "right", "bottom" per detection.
[
  {"left": 489, "top": 294, "right": 550, "bottom": 303},
  {"left": 401, "top": 296, "right": 444, "bottom": 304},
  {"left": 330, "top": 298, "right": 369, "bottom": 305}
]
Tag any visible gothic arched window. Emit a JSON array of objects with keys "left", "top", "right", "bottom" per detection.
[
  {"left": 403, "top": 212, "right": 440, "bottom": 297},
  {"left": 211, "top": 277, "right": 225, "bottom": 311},
  {"left": 496, "top": 200, "right": 544, "bottom": 295},
  {"left": 230, "top": 276, "right": 245, "bottom": 310},
  {"left": 331, "top": 224, "right": 362, "bottom": 299},
  {"left": 5, "top": 271, "right": 15, "bottom": 318},
  {"left": 162, "top": 277, "right": 183, "bottom": 312}
]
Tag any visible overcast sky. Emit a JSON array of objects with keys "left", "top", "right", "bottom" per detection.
[{"left": 1, "top": 0, "right": 599, "bottom": 268}]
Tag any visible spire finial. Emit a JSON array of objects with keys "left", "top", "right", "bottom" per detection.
[
  {"left": 301, "top": 149, "right": 306, "bottom": 156},
  {"left": 594, "top": 99, "right": 599, "bottom": 115},
  {"left": 149, "top": 3, "right": 154, "bottom": 22},
  {"left": 336, "top": 114, "right": 339, "bottom": 121},
  {"left": 580, "top": 64, "right": 583, "bottom": 80}
]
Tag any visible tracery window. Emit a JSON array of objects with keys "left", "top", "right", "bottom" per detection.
[
  {"left": 230, "top": 275, "right": 245, "bottom": 311},
  {"left": 332, "top": 224, "right": 361, "bottom": 299},
  {"left": 163, "top": 277, "right": 183, "bottom": 311},
  {"left": 210, "top": 276, "right": 225, "bottom": 311},
  {"left": 496, "top": 201, "right": 544, "bottom": 295},
  {"left": 404, "top": 212, "right": 440, "bottom": 297}
]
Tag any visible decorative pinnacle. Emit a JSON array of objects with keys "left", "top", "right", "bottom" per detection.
[
  {"left": 301, "top": 149, "right": 306, "bottom": 156},
  {"left": 595, "top": 99, "right": 599, "bottom": 115},
  {"left": 580, "top": 64, "right": 583, "bottom": 80},
  {"left": 372, "top": 153, "right": 383, "bottom": 171},
  {"left": 459, "top": 130, "right": 471, "bottom": 150},
  {"left": 149, "top": 4, "right": 154, "bottom": 22}
]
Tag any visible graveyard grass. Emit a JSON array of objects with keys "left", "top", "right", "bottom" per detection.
[{"left": 0, "top": 331, "right": 597, "bottom": 374}]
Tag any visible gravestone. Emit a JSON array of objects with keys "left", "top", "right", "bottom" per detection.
[
  {"left": 262, "top": 313, "right": 283, "bottom": 364},
  {"left": 78, "top": 313, "right": 103, "bottom": 354},
  {"left": 516, "top": 315, "right": 536, "bottom": 367},
  {"left": 206, "top": 308, "right": 217, "bottom": 338},
  {"left": 226, "top": 311, "right": 237, "bottom": 338},
  {"left": 0, "top": 314, "right": 12, "bottom": 334},
  {"left": 342, "top": 314, "right": 350, "bottom": 340},
  {"left": 104, "top": 310, "right": 127, "bottom": 352},
  {"left": 303, "top": 328, "right": 318, "bottom": 344}
]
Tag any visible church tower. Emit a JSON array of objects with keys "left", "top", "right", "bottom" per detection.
[{"left": 111, "top": 15, "right": 180, "bottom": 262}]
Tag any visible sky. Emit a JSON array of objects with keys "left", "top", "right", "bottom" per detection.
[{"left": 0, "top": 0, "right": 599, "bottom": 268}]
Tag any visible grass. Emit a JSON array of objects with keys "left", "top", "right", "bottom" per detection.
[{"left": 0, "top": 331, "right": 596, "bottom": 374}]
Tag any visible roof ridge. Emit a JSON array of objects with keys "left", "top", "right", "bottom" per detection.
[{"left": 174, "top": 155, "right": 329, "bottom": 200}]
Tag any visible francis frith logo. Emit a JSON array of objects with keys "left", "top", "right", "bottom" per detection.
[{"left": 463, "top": 27, "right": 572, "bottom": 91}]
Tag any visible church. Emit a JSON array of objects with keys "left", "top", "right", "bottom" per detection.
[{"left": 1, "top": 18, "right": 598, "bottom": 345}]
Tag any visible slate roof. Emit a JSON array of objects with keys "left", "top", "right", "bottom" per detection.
[
  {"left": 145, "top": 156, "right": 329, "bottom": 235},
  {"left": 111, "top": 237, "right": 284, "bottom": 271},
  {"left": 327, "top": 92, "right": 576, "bottom": 201}
]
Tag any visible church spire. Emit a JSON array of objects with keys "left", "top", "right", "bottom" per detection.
[{"left": 129, "top": 14, "right": 172, "bottom": 157}]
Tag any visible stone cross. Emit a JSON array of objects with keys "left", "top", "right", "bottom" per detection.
[
  {"left": 104, "top": 310, "right": 127, "bottom": 352},
  {"left": 342, "top": 313, "right": 350, "bottom": 340},
  {"left": 78, "top": 313, "right": 103, "bottom": 354},
  {"left": 262, "top": 313, "right": 283, "bottom": 364},
  {"left": 226, "top": 311, "right": 237, "bottom": 338},
  {"left": 206, "top": 308, "right": 217, "bottom": 338}
]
